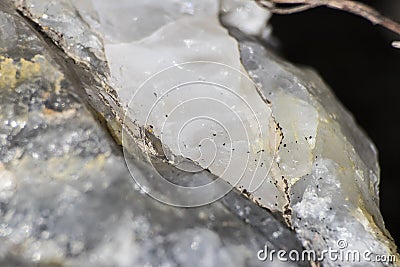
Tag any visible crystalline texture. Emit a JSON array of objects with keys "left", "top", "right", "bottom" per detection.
[
  {"left": 93, "top": 0, "right": 398, "bottom": 265},
  {"left": 237, "top": 39, "right": 398, "bottom": 266},
  {"left": 4, "top": 0, "right": 400, "bottom": 266},
  {"left": 0, "top": 1, "right": 307, "bottom": 267}
]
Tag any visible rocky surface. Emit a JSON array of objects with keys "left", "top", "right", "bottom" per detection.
[
  {"left": 1, "top": 0, "right": 399, "bottom": 266},
  {"left": 0, "top": 2, "right": 306, "bottom": 267}
]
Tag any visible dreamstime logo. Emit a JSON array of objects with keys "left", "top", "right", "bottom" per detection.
[
  {"left": 257, "top": 239, "right": 397, "bottom": 263},
  {"left": 122, "top": 61, "right": 277, "bottom": 207}
]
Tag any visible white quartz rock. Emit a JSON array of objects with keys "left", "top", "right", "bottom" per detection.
[
  {"left": 92, "top": 0, "right": 287, "bottom": 210},
  {"left": 92, "top": 0, "right": 220, "bottom": 43},
  {"left": 239, "top": 40, "right": 399, "bottom": 266},
  {"left": 272, "top": 91, "right": 319, "bottom": 184},
  {"left": 88, "top": 2, "right": 398, "bottom": 265},
  {"left": 220, "top": 0, "right": 272, "bottom": 37},
  {"left": 14, "top": 0, "right": 399, "bottom": 266}
]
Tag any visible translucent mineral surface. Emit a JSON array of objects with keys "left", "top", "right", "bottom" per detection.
[
  {"left": 2, "top": 0, "right": 399, "bottom": 266},
  {"left": 0, "top": 2, "right": 306, "bottom": 267}
]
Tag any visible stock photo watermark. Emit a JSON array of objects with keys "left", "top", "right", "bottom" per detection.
[{"left": 257, "top": 239, "right": 397, "bottom": 264}]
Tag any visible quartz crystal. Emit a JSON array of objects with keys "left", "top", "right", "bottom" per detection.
[
  {"left": 1, "top": 0, "right": 399, "bottom": 266},
  {"left": 0, "top": 2, "right": 306, "bottom": 267}
]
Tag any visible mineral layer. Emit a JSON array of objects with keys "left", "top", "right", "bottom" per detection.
[{"left": 1, "top": 0, "right": 398, "bottom": 266}]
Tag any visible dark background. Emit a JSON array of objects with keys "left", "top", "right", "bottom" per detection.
[{"left": 270, "top": 0, "right": 400, "bottom": 246}]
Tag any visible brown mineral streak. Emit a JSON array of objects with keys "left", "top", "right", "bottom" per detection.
[{"left": 255, "top": 0, "right": 400, "bottom": 47}]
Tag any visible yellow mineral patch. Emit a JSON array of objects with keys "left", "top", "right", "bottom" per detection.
[
  {"left": 43, "top": 108, "right": 58, "bottom": 116},
  {"left": 107, "top": 119, "right": 123, "bottom": 146},
  {"left": 46, "top": 155, "right": 106, "bottom": 181},
  {"left": 43, "top": 108, "right": 76, "bottom": 120},
  {"left": 85, "top": 154, "right": 107, "bottom": 170},
  {"left": 0, "top": 55, "right": 64, "bottom": 92},
  {"left": 0, "top": 56, "right": 17, "bottom": 88},
  {"left": 46, "top": 156, "right": 81, "bottom": 180},
  {"left": 19, "top": 57, "right": 42, "bottom": 80}
]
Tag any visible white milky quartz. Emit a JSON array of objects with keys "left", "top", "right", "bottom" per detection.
[
  {"left": 271, "top": 92, "right": 319, "bottom": 184},
  {"left": 91, "top": 0, "right": 287, "bottom": 210},
  {"left": 220, "top": 0, "right": 272, "bottom": 37},
  {"left": 93, "top": 0, "right": 219, "bottom": 43}
]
